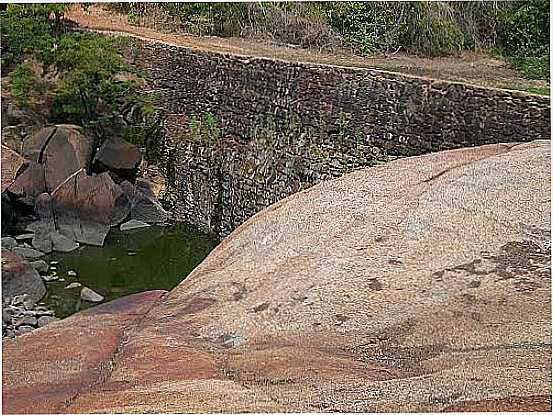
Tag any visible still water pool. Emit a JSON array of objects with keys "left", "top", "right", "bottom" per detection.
[{"left": 42, "top": 223, "right": 218, "bottom": 318}]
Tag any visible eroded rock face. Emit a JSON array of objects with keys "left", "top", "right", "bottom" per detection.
[
  {"left": 2, "top": 141, "right": 551, "bottom": 413},
  {"left": 1, "top": 249, "right": 46, "bottom": 303}
]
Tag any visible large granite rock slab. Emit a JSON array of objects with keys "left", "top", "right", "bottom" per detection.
[
  {"left": 51, "top": 170, "right": 128, "bottom": 246},
  {"left": 1, "top": 249, "right": 46, "bottom": 303},
  {"left": 2, "top": 141, "right": 551, "bottom": 413}
]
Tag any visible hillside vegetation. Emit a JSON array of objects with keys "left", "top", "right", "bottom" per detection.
[
  {"left": 108, "top": 1, "right": 549, "bottom": 80},
  {"left": 1, "top": 3, "right": 158, "bottom": 151}
]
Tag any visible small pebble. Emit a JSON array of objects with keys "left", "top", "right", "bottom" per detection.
[
  {"left": 67, "top": 270, "right": 77, "bottom": 277},
  {"left": 80, "top": 287, "right": 104, "bottom": 302},
  {"left": 37, "top": 316, "right": 59, "bottom": 328},
  {"left": 65, "top": 282, "right": 82, "bottom": 289},
  {"left": 15, "top": 233, "right": 35, "bottom": 241},
  {"left": 15, "top": 325, "right": 34, "bottom": 335},
  {"left": 14, "top": 316, "right": 37, "bottom": 327}
]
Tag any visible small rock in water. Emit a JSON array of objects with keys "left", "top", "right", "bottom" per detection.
[
  {"left": 37, "top": 315, "right": 59, "bottom": 328},
  {"left": 2, "top": 309, "right": 13, "bottom": 324},
  {"left": 67, "top": 270, "right": 77, "bottom": 277},
  {"left": 14, "top": 316, "right": 37, "bottom": 327},
  {"left": 50, "top": 261, "right": 59, "bottom": 265},
  {"left": 30, "top": 260, "right": 49, "bottom": 273},
  {"left": 42, "top": 275, "right": 59, "bottom": 282},
  {"left": 15, "top": 233, "right": 35, "bottom": 241},
  {"left": 12, "top": 246, "right": 44, "bottom": 259},
  {"left": 15, "top": 325, "right": 34, "bottom": 335},
  {"left": 51, "top": 232, "right": 79, "bottom": 253},
  {"left": 120, "top": 219, "right": 150, "bottom": 231},
  {"left": 80, "top": 287, "right": 104, "bottom": 302},
  {"left": 65, "top": 282, "right": 82, "bottom": 289},
  {"left": 58, "top": 278, "right": 65, "bottom": 282},
  {"left": 11, "top": 294, "right": 28, "bottom": 305},
  {"left": 23, "top": 299, "right": 36, "bottom": 311},
  {"left": 1, "top": 237, "right": 17, "bottom": 249}
]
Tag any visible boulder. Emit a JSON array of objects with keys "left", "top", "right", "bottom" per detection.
[
  {"left": 37, "top": 315, "right": 59, "bottom": 328},
  {"left": 1, "top": 249, "right": 46, "bottom": 303},
  {"left": 6, "top": 162, "right": 47, "bottom": 207},
  {"left": 11, "top": 246, "right": 45, "bottom": 259},
  {"left": 1, "top": 146, "right": 25, "bottom": 193},
  {"left": 1, "top": 141, "right": 551, "bottom": 413},
  {"left": 93, "top": 137, "right": 142, "bottom": 182},
  {"left": 32, "top": 230, "right": 79, "bottom": 254},
  {"left": 21, "top": 125, "right": 95, "bottom": 193},
  {"left": 51, "top": 170, "right": 127, "bottom": 246},
  {"left": 1, "top": 237, "right": 17, "bottom": 250},
  {"left": 29, "top": 260, "right": 49, "bottom": 274}
]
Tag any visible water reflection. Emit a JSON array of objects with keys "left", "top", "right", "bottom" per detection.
[{"left": 42, "top": 223, "right": 218, "bottom": 318}]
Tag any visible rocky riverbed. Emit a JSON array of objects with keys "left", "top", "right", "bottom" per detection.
[
  {"left": 2, "top": 222, "right": 218, "bottom": 337},
  {"left": 1, "top": 96, "right": 176, "bottom": 337}
]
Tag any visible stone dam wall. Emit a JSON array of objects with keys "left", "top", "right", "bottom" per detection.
[{"left": 122, "top": 38, "right": 551, "bottom": 237}]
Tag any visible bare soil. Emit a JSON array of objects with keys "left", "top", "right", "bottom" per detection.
[{"left": 66, "top": 5, "right": 549, "bottom": 95}]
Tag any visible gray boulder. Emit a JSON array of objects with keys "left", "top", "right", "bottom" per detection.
[
  {"left": 37, "top": 315, "right": 59, "bottom": 328},
  {"left": 1, "top": 249, "right": 46, "bottom": 303},
  {"left": 2, "top": 237, "right": 17, "bottom": 250},
  {"left": 11, "top": 246, "right": 45, "bottom": 259},
  {"left": 120, "top": 179, "right": 169, "bottom": 224},
  {"left": 29, "top": 260, "right": 49, "bottom": 273}
]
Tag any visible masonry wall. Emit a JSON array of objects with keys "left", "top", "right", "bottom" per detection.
[{"left": 124, "top": 38, "right": 551, "bottom": 237}]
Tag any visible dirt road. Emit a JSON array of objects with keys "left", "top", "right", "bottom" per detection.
[{"left": 66, "top": 5, "right": 549, "bottom": 95}]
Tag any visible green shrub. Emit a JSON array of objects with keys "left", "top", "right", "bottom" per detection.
[
  {"left": 0, "top": 4, "right": 66, "bottom": 72},
  {"left": 1, "top": 5, "right": 159, "bottom": 146},
  {"left": 500, "top": 0, "right": 549, "bottom": 79},
  {"left": 7, "top": 62, "right": 36, "bottom": 108}
]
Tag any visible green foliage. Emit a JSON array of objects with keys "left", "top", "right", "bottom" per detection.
[
  {"left": 323, "top": 1, "right": 504, "bottom": 57},
  {"left": 0, "top": 3, "right": 66, "bottom": 72},
  {"left": 1, "top": 5, "right": 158, "bottom": 149},
  {"left": 500, "top": 0, "right": 549, "bottom": 79},
  {"left": 7, "top": 63, "right": 36, "bottom": 108},
  {"left": 49, "top": 32, "right": 149, "bottom": 141},
  {"left": 189, "top": 113, "right": 222, "bottom": 145}
]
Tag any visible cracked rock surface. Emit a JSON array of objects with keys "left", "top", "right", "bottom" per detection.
[{"left": 2, "top": 141, "right": 551, "bottom": 413}]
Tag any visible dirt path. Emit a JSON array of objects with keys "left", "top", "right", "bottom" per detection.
[{"left": 66, "top": 5, "right": 549, "bottom": 95}]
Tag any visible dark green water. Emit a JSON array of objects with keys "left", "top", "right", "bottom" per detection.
[{"left": 42, "top": 224, "right": 218, "bottom": 318}]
